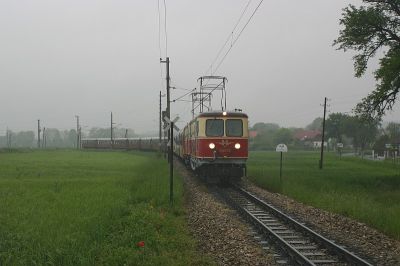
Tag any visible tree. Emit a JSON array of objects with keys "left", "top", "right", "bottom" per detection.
[
  {"left": 251, "top": 122, "right": 280, "bottom": 132},
  {"left": 306, "top": 117, "right": 323, "bottom": 131},
  {"left": 346, "top": 115, "right": 380, "bottom": 155},
  {"left": 325, "top": 113, "right": 351, "bottom": 142},
  {"left": 385, "top": 122, "right": 400, "bottom": 141},
  {"left": 250, "top": 122, "right": 281, "bottom": 150},
  {"left": 15, "top": 131, "right": 35, "bottom": 147},
  {"left": 273, "top": 128, "right": 293, "bottom": 145},
  {"left": 334, "top": 1, "right": 400, "bottom": 118}
]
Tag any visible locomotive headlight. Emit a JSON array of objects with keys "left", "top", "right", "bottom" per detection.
[
  {"left": 235, "top": 143, "right": 241, "bottom": 149},
  {"left": 222, "top": 111, "right": 227, "bottom": 116},
  {"left": 209, "top": 143, "right": 216, "bottom": 149}
]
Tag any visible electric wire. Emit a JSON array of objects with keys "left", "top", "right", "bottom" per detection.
[
  {"left": 157, "top": 0, "right": 164, "bottom": 88},
  {"left": 213, "top": 0, "right": 264, "bottom": 74},
  {"left": 163, "top": 0, "right": 168, "bottom": 57},
  {"left": 192, "top": 80, "right": 224, "bottom": 112},
  {"left": 172, "top": 88, "right": 196, "bottom": 102},
  {"left": 204, "top": 0, "right": 253, "bottom": 76}
]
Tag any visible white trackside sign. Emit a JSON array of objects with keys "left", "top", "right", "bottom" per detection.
[
  {"left": 163, "top": 116, "right": 180, "bottom": 132},
  {"left": 276, "top": 143, "right": 288, "bottom": 153}
]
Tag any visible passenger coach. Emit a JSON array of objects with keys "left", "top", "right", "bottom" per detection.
[{"left": 176, "top": 111, "right": 249, "bottom": 182}]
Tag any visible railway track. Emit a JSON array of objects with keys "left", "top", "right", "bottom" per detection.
[{"left": 218, "top": 184, "right": 373, "bottom": 266}]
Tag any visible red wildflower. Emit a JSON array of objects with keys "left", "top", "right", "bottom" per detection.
[{"left": 136, "top": 241, "right": 145, "bottom": 247}]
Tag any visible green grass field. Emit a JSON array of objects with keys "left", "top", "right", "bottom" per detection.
[
  {"left": 247, "top": 151, "right": 400, "bottom": 239},
  {"left": 0, "top": 150, "right": 213, "bottom": 266}
]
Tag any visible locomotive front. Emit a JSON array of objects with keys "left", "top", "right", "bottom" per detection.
[{"left": 183, "top": 111, "right": 248, "bottom": 182}]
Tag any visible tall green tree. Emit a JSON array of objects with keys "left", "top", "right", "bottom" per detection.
[
  {"left": 334, "top": 1, "right": 400, "bottom": 118},
  {"left": 385, "top": 122, "right": 400, "bottom": 141},
  {"left": 346, "top": 115, "right": 380, "bottom": 155},
  {"left": 325, "top": 113, "right": 351, "bottom": 142},
  {"left": 273, "top": 128, "right": 293, "bottom": 146},
  {"left": 306, "top": 117, "right": 323, "bottom": 131}
]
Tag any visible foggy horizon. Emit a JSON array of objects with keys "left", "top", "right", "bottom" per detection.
[{"left": 1, "top": 0, "right": 399, "bottom": 135}]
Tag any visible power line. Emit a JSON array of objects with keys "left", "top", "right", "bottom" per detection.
[
  {"left": 157, "top": 0, "right": 165, "bottom": 89},
  {"left": 163, "top": 0, "right": 168, "bottom": 56},
  {"left": 213, "top": 0, "right": 265, "bottom": 74},
  {"left": 172, "top": 88, "right": 196, "bottom": 102},
  {"left": 204, "top": 0, "right": 253, "bottom": 76}
]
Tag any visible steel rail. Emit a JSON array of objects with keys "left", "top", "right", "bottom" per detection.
[
  {"left": 221, "top": 189, "right": 317, "bottom": 265},
  {"left": 231, "top": 184, "right": 373, "bottom": 266}
]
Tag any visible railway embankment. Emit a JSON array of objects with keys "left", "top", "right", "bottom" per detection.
[
  {"left": 178, "top": 162, "right": 276, "bottom": 265},
  {"left": 242, "top": 179, "right": 400, "bottom": 265},
  {"left": 178, "top": 153, "right": 400, "bottom": 265}
]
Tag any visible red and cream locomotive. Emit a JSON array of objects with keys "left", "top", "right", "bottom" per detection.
[{"left": 175, "top": 110, "right": 248, "bottom": 182}]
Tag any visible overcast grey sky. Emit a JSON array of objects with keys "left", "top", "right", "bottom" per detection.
[{"left": 1, "top": 0, "right": 399, "bottom": 134}]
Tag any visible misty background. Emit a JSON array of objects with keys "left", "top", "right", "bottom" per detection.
[{"left": 1, "top": 0, "right": 399, "bottom": 137}]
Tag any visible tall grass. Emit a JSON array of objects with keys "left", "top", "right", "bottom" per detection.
[
  {"left": 0, "top": 150, "right": 213, "bottom": 265},
  {"left": 248, "top": 151, "right": 400, "bottom": 239}
]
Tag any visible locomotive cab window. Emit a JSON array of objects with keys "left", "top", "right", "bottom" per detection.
[
  {"left": 206, "top": 119, "right": 224, "bottom": 137},
  {"left": 226, "top": 119, "right": 243, "bottom": 137}
]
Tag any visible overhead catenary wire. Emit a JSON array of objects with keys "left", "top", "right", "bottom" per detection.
[
  {"left": 163, "top": 0, "right": 168, "bottom": 57},
  {"left": 204, "top": 0, "right": 253, "bottom": 76},
  {"left": 157, "top": 0, "right": 164, "bottom": 88},
  {"left": 192, "top": 80, "right": 225, "bottom": 112},
  {"left": 213, "top": 0, "right": 265, "bottom": 74},
  {"left": 172, "top": 88, "right": 196, "bottom": 102}
]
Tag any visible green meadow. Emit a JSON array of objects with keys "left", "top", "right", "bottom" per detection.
[
  {"left": 0, "top": 150, "right": 213, "bottom": 266},
  {"left": 248, "top": 151, "right": 400, "bottom": 239}
]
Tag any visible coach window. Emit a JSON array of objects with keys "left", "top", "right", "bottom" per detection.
[
  {"left": 226, "top": 119, "right": 243, "bottom": 137},
  {"left": 196, "top": 120, "right": 199, "bottom": 136},
  {"left": 206, "top": 119, "right": 224, "bottom": 137}
]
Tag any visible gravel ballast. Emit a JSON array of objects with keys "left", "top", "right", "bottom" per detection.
[
  {"left": 179, "top": 163, "right": 277, "bottom": 266},
  {"left": 178, "top": 159, "right": 400, "bottom": 265},
  {"left": 242, "top": 178, "right": 400, "bottom": 266}
]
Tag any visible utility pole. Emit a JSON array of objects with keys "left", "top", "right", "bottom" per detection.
[
  {"left": 169, "top": 121, "right": 174, "bottom": 206},
  {"left": 160, "top": 57, "right": 171, "bottom": 161},
  {"left": 110, "top": 112, "right": 115, "bottom": 149},
  {"left": 42, "top": 127, "right": 46, "bottom": 148},
  {"left": 160, "top": 58, "right": 170, "bottom": 133},
  {"left": 78, "top": 126, "right": 81, "bottom": 149},
  {"left": 319, "top": 97, "right": 327, "bottom": 169},
  {"left": 37, "top": 119, "right": 41, "bottom": 149},
  {"left": 75, "top": 115, "right": 80, "bottom": 149},
  {"left": 6, "top": 128, "right": 11, "bottom": 149},
  {"left": 159, "top": 91, "right": 162, "bottom": 150}
]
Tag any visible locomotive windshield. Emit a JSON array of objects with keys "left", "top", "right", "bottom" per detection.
[
  {"left": 226, "top": 119, "right": 243, "bottom": 137},
  {"left": 206, "top": 119, "right": 224, "bottom": 136}
]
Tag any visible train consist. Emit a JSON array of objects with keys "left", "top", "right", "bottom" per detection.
[
  {"left": 81, "top": 138, "right": 159, "bottom": 150},
  {"left": 174, "top": 110, "right": 249, "bottom": 182},
  {"left": 81, "top": 110, "right": 249, "bottom": 183}
]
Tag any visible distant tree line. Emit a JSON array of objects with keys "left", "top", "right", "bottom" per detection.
[
  {"left": 0, "top": 127, "right": 139, "bottom": 148},
  {"left": 250, "top": 113, "right": 400, "bottom": 155}
]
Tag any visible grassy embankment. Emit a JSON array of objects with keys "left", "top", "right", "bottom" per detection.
[
  {"left": 0, "top": 150, "right": 213, "bottom": 265},
  {"left": 248, "top": 151, "right": 400, "bottom": 239}
]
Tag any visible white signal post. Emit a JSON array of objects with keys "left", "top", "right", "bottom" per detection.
[{"left": 276, "top": 144, "right": 288, "bottom": 183}]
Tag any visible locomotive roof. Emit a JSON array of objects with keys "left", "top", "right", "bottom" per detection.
[{"left": 196, "top": 111, "right": 248, "bottom": 118}]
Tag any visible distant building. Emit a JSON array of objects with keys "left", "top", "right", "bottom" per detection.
[
  {"left": 249, "top": 131, "right": 258, "bottom": 138},
  {"left": 313, "top": 141, "right": 327, "bottom": 149},
  {"left": 294, "top": 130, "right": 321, "bottom": 141},
  {"left": 293, "top": 130, "right": 322, "bottom": 148}
]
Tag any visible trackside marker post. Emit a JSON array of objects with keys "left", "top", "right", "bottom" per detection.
[{"left": 275, "top": 144, "right": 288, "bottom": 183}]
